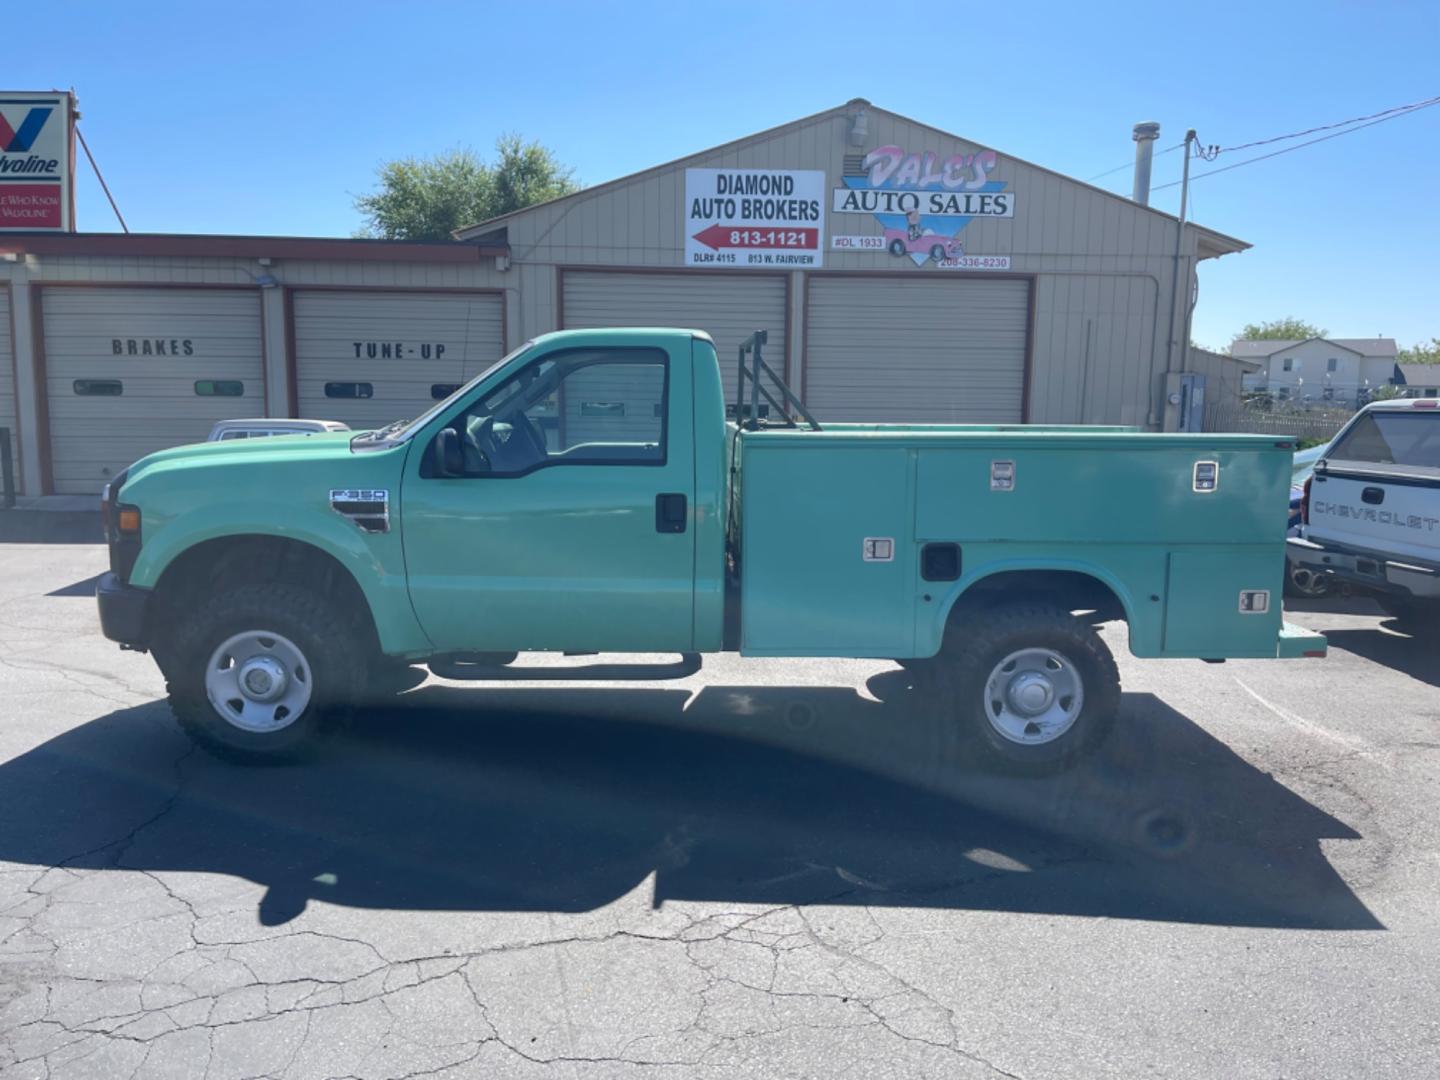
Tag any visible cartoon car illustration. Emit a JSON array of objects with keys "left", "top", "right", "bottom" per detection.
[{"left": 883, "top": 228, "right": 960, "bottom": 262}]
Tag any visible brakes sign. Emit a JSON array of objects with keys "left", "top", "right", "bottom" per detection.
[{"left": 685, "top": 168, "right": 825, "bottom": 268}]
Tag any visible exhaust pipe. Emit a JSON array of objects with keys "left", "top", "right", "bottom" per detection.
[{"left": 1132, "top": 121, "right": 1161, "bottom": 205}]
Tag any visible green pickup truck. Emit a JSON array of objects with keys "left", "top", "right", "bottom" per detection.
[{"left": 96, "top": 327, "right": 1325, "bottom": 772}]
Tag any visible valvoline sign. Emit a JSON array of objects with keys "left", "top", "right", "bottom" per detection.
[{"left": 0, "top": 92, "right": 75, "bottom": 232}]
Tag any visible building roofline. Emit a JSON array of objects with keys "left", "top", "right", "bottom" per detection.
[
  {"left": 1270, "top": 336, "right": 1365, "bottom": 358},
  {"left": 0, "top": 232, "right": 506, "bottom": 263},
  {"left": 452, "top": 99, "right": 1250, "bottom": 257}
]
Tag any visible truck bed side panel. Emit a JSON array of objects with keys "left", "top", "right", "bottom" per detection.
[{"left": 738, "top": 431, "right": 1293, "bottom": 660}]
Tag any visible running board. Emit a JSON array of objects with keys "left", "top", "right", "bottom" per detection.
[{"left": 428, "top": 653, "right": 702, "bottom": 682}]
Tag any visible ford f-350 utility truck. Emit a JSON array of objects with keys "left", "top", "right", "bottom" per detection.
[{"left": 96, "top": 327, "right": 1325, "bottom": 773}]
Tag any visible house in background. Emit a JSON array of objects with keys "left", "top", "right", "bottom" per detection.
[
  {"left": 1233, "top": 337, "right": 1399, "bottom": 406},
  {"left": 1397, "top": 364, "right": 1440, "bottom": 398}
]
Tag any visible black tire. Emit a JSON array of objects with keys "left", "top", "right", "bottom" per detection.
[
  {"left": 927, "top": 603, "right": 1120, "bottom": 775},
  {"left": 930, "top": 244, "right": 946, "bottom": 262},
  {"left": 159, "top": 583, "right": 365, "bottom": 764},
  {"left": 888, "top": 239, "right": 906, "bottom": 257}
]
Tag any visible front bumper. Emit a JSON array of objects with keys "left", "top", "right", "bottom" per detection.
[
  {"left": 1286, "top": 535, "right": 1440, "bottom": 601},
  {"left": 96, "top": 571, "right": 151, "bottom": 648}
]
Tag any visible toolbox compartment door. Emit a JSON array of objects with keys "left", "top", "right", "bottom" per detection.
[{"left": 1163, "top": 550, "right": 1284, "bottom": 657}]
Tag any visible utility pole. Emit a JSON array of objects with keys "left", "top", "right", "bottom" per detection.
[{"left": 1164, "top": 129, "right": 1197, "bottom": 380}]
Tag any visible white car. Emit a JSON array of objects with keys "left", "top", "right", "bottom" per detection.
[
  {"left": 206, "top": 418, "right": 349, "bottom": 442},
  {"left": 1288, "top": 398, "right": 1440, "bottom": 627}
]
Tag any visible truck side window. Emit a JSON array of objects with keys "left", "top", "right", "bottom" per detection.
[{"left": 437, "top": 346, "right": 668, "bottom": 477}]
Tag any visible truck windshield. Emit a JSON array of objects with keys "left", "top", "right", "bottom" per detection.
[
  {"left": 352, "top": 341, "right": 537, "bottom": 447},
  {"left": 1329, "top": 410, "right": 1440, "bottom": 469}
]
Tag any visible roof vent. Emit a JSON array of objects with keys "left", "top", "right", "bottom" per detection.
[
  {"left": 1131, "top": 121, "right": 1161, "bottom": 206},
  {"left": 847, "top": 105, "right": 869, "bottom": 147}
]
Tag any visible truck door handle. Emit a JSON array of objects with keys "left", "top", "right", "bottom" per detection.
[
  {"left": 655, "top": 493, "right": 687, "bottom": 533},
  {"left": 1362, "top": 487, "right": 1384, "bottom": 505}
]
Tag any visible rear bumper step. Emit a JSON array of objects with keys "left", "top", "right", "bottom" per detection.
[{"left": 1277, "top": 621, "right": 1327, "bottom": 659}]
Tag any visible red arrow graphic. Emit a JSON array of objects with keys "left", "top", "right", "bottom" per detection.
[{"left": 692, "top": 224, "right": 819, "bottom": 250}]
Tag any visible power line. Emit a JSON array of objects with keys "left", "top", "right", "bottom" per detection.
[
  {"left": 1212, "top": 93, "right": 1440, "bottom": 154},
  {"left": 1086, "top": 142, "right": 1183, "bottom": 182},
  {"left": 1086, "top": 93, "right": 1440, "bottom": 190},
  {"left": 1152, "top": 97, "right": 1440, "bottom": 191}
]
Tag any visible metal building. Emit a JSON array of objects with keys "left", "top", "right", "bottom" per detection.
[{"left": 0, "top": 100, "right": 1248, "bottom": 496}]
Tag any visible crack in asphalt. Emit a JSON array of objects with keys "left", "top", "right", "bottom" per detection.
[
  {"left": 3, "top": 868, "right": 1034, "bottom": 1080},
  {"left": 0, "top": 715, "right": 1076, "bottom": 1078}
]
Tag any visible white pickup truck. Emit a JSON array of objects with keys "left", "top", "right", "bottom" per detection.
[{"left": 1288, "top": 398, "right": 1440, "bottom": 627}]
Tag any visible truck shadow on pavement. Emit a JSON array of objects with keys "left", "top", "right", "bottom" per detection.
[
  {"left": 0, "top": 673, "right": 1381, "bottom": 932},
  {"left": 1285, "top": 596, "right": 1440, "bottom": 687}
]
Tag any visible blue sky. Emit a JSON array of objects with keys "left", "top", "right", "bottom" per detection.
[{"left": 9, "top": 0, "right": 1439, "bottom": 349}]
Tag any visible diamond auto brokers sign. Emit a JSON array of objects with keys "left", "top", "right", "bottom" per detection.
[
  {"left": 0, "top": 91, "right": 75, "bottom": 232},
  {"left": 685, "top": 168, "right": 826, "bottom": 268}
]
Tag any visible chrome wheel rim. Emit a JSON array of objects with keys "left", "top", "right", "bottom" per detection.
[
  {"left": 983, "top": 647, "right": 1084, "bottom": 745},
  {"left": 205, "top": 630, "right": 313, "bottom": 734}
]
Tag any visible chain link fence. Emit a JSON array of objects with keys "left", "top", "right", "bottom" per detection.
[{"left": 1203, "top": 401, "right": 1352, "bottom": 444}]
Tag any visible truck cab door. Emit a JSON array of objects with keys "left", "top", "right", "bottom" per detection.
[{"left": 400, "top": 338, "right": 696, "bottom": 654}]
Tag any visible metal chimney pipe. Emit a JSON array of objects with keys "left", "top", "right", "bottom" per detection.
[{"left": 1131, "top": 121, "right": 1161, "bottom": 205}]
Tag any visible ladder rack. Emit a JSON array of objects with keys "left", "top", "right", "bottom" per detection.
[{"left": 735, "top": 330, "right": 821, "bottom": 432}]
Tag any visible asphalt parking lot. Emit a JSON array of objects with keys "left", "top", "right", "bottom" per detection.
[{"left": 1, "top": 541, "right": 1438, "bottom": 1079}]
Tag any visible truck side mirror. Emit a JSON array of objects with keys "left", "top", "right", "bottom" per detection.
[{"left": 435, "top": 428, "right": 465, "bottom": 477}]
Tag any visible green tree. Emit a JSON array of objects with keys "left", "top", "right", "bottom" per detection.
[
  {"left": 354, "top": 136, "right": 578, "bottom": 241},
  {"left": 487, "top": 134, "right": 578, "bottom": 219},
  {"left": 1398, "top": 337, "right": 1440, "bottom": 365},
  {"left": 1237, "top": 317, "right": 1328, "bottom": 341}
]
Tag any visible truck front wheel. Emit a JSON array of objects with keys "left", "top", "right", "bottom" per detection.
[
  {"left": 930, "top": 604, "right": 1120, "bottom": 774},
  {"left": 158, "top": 583, "right": 365, "bottom": 764}
]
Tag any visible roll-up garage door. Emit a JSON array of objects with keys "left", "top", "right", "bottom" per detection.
[
  {"left": 293, "top": 290, "right": 504, "bottom": 430},
  {"left": 561, "top": 271, "right": 786, "bottom": 408},
  {"left": 805, "top": 277, "right": 1030, "bottom": 422},
  {"left": 0, "top": 291, "right": 17, "bottom": 495},
  {"left": 41, "top": 288, "right": 264, "bottom": 494}
]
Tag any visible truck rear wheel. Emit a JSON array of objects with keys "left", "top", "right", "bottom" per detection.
[
  {"left": 160, "top": 583, "right": 365, "bottom": 764},
  {"left": 930, "top": 604, "right": 1120, "bottom": 775}
]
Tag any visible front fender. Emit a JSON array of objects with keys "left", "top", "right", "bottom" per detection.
[{"left": 129, "top": 501, "right": 432, "bottom": 656}]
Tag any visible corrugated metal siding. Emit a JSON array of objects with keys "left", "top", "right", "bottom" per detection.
[
  {"left": 40, "top": 288, "right": 264, "bottom": 494},
  {"left": 1188, "top": 348, "right": 1252, "bottom": 407},
  {"left": 498, "top": 106, "right": 1192, "bottom": 426},
  {"left": 561, "top": 270, "right": 785, "bottom": 404},
  {"left": 805, "top": 277, "right": 1028, "bottom": 422},
  {"left": 293, "top": 290, "right": 504, "bottom": 428},
  {"left": 30, "top": 255, "right": 507, "bottom": 291}
]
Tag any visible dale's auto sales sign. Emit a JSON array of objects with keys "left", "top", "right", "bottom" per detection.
[{"left": 0, "top": 92, "right": 74, "bottom": 232}]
